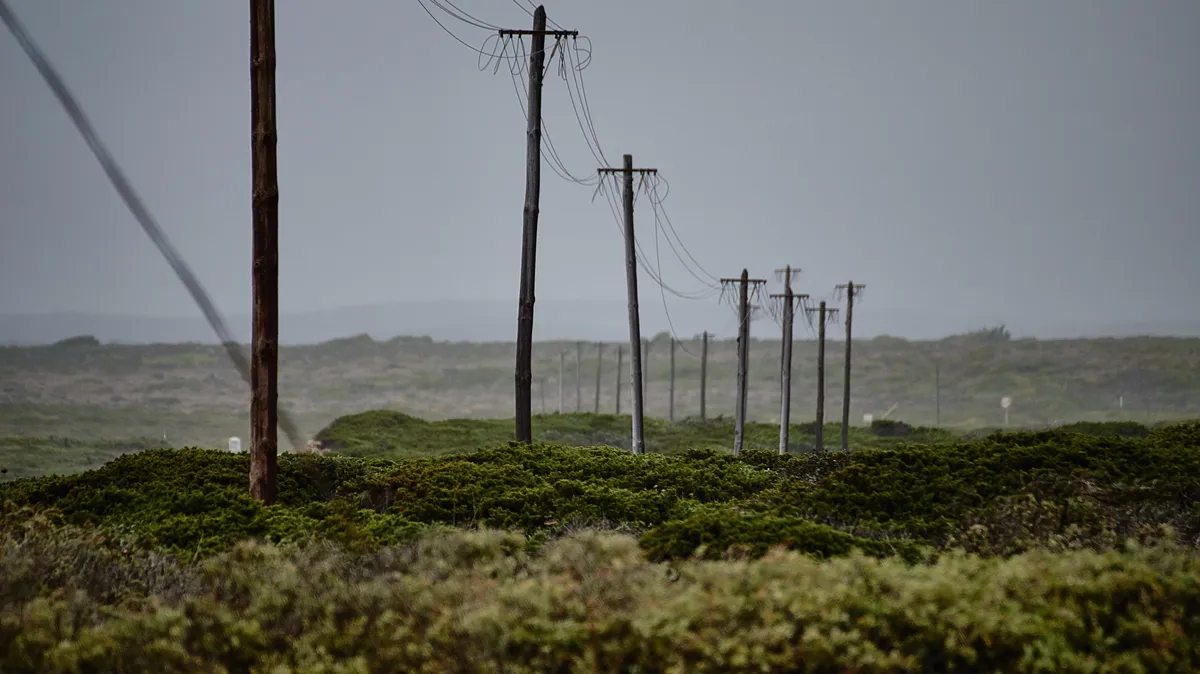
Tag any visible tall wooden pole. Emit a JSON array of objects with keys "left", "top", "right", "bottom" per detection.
[
  {"left": 620, "top": 155, "right": 646, "bottom": 454},
  {"left": 513, "top": 6, "right": 547, "bottom": 444},
  {"left": 734, "top": 270, "right": 751, "bottom": 455},
  {"left": 772, "top": 266, "right": 804, "bottom": 455},
  {"left": 719, "top": 271, "right": 766, "bottom": 451},
  {"left": 815, "top": 301, "right": 828, "bottom": 452},
  {"left": 668, "top": 337, "right": 676, "bottom": 423},
  {"left": 836, "top": 281, "right": 864, "bottom": 452},
  {"left": 700, "top": 331, "right": 708, "bottom": 420},
  {"left": 777, "top": 285, "right": 787, "bottom": 453},
  {"left": 249, "top": 0, "right": 279, "bottom": 505},
  {"left": 594, "top": 343, "right": 603, "bottom": 414},
  {"left": 804, "top": 301, "right": 837, "bottom": 452}
]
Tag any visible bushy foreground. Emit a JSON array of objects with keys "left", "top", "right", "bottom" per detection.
[
  {"left": 3, "top": 424, "right": 1200, "bottom": 669},
  {"left": 4, "top": 422, "right": 1200, "bottom": 562},
  {"left": 2, "top": 522, "right": 1199, "bottom": 672}
]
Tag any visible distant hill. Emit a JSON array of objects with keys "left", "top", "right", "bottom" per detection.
[
  {"left": 0, "top": 330, "right": 1197, "bottom": 449},
  {"left": 2, "top": 301, "right": 1197, "bottom": 345}
]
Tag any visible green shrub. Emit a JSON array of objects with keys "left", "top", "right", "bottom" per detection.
[
  {"left": 639, "top": 509, "right": 924, "bottom": 562},
  {"left": 3, "top": 528, "right": 1200, "bottom": 672},
  {"left": 4, "top": 424, "right": 1200, "bottom": 563},
  {"left": 1056, "top": 420, "right": 1150, "bottom": 438},
  {"left": 870, "top": 418, "right": 915, "bottom": 437}
]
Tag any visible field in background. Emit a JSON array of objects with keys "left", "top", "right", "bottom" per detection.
[{"left": 1, "top": 329, "right": 1197, "bottom": 449}]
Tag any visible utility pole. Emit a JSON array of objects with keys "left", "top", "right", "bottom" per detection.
[
  {"left": 558, "top": 350, "right": 565, "bottom": 414},
  {"left": 700, "top": 331, "right": 708, "bottom": 421},
  {"left": 615, "top": 344, "right": 623, "bottom": 415},
  {"left": 575, "top": 341, "right": 583, "bottom": 412},
  {"left": 835, "top": 282, "right": 866, "bottom": 452},
  {"left": 599, "top": 155, "right": 657, "bottom": 454},
  {"left": 721, "top": 270, "right": 768, "bottom": 455},
  {"left": 771, "top": 266, "right": 807, "bottom": 455},
  {"left": 668, "top": 337, "right": 676, "bottom": 423},
  {"left": 249, "top": 0, "right": 279, "bottom": 505},
  {"left": 594, "top": 343, "right": 603, "bottom": 414},
  {"left": 805, "top": 301, "right": 839, "bottom": 452},
  {"left": 506, "top": 8, "right": 578, "bottom": 445}
]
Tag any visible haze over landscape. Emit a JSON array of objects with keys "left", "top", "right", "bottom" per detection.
[
  {"left": 2, "top": 0, "right": 1197, "bottom": 344},
  {"left": 3, "top": 2, "right": 1200, "bottom": 669}
]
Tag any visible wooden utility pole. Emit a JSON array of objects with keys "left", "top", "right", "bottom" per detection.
[
  {"left": 575, "top": 341, "right": 583, "bottom": 412},
  {"left": 668, "top": 337, "right": 676, "bottom": 423},
  {"left": 700, "top": 331, "right": 709, "bottom": 420},
  {"left": 615, "top": 344, "right": 623, "bottom": 414},
  {"left": 721, "top": 270, "right": 768, "bottom": 455},
  {"left": 558, "top": 350, "right": 565, "bottom": 414},
  {"left": 249, "top": 0, "right": 280, "bottom": 505},
  {"left": 506, "top": 8, "right": 578, "bottom": 444},
  {"left": 835, "top": 282, "right": 865, "bottom": 452},
  {"left": 805, "top": 301, "right": 839, "bottom": 452},
  {"left": 594, "top": 343, "right": 603, "bottom": 414},
  {"left": 599, "top": 156, "right": 657, "bottom": 455},
  {"left": 771, "top": 266, "right": 807, "bottom": 455}
]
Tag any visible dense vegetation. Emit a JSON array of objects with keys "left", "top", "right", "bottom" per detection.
[
  {"left": 0, "top": 410, "right": 957, "bottom": 482},
  {"left": 311, "top": 410, "right": 957, "bottom": 458},
  {"left": 4, "top": 524, "right": 1197, "bottom": 672},
  {"left": 2, "top": 421, "right": 1199, "bottom": 668}
]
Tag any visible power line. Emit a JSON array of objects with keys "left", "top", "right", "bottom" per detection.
[
  {"left": 647, "top": 187, "right": 721, "bottom": 292},
  {"left": 506, "top": 35, "right": 599, "bottom": 185},
  {"left": 417, "top": 0, "right": 514, "bottom": 59},
  {"left": 561, "top": 37, "right": 606, "bottom": 165},
  {"left": 592, "top": 172, "right": 717, "bottom": 359},
  {"left": 560, "top": 40, "right": 607, "bottom": 166},
  {"left": 595, "top": 174, "right": 717, "bottom": 301},
  {"left": 427, "top": 0, "right": 501, "bottom": 30},
  {"left": 513, "top": 0, "right": 567, "bottom": 32},
  {"left": 650, "top": 203, "right": 707, "bottom": 358},
  {"left": 647, "top": 174, "right": 722, "bottom": 286},
  {"left": 0, "top": 0, "right": 305, "bottom": 451},
  {"left": 424, "top": 2, "right": 607, "bottom": 188}
]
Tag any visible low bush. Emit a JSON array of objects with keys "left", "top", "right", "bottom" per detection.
[
  {"left": 311, "top": 410, "right": 954, "bottom": 461},
  {"left": 2, "top": 424, "right": 1200, "bottom": 668},
  {"left": 639, "top": 509, "right": 925, "bottom": 563},
  {"left": 3, "top": 528, "right": 1200, "bottom": 672},
  {"left": 1056, "top": 420, "right": 1150, "bottom": 438},
  {"left": 4, "top": 423, "right": 1200, "bottom": 564}
]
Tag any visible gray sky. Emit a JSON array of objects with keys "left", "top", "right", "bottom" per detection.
[{"left": 1, "top": 0, "right": 1197, "bottom": 337}]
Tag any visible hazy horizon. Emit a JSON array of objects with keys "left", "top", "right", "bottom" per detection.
[
  {"left": 2, "top": 1, "right": 1197, "bottom": 342},
  {"left": 2, "top": 298, "right": 1198, "bottom": 347}
]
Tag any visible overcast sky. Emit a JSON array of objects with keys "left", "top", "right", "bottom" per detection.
[{"left": 1, "top": 0, "right": 1197, "bottom": 337}]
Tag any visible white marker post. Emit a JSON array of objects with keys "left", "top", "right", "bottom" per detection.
[
  {"left": 1001, "top": 396, "right": 1012, "bottom": 428},
  {"left": 228, "top": 436, "right": 242, "bottom": 453},
  {"left": 862, "top": 413, "right": 874, "bottom": 425}
]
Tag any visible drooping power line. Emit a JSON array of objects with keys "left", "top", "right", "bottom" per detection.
[{"left": 0, "top": 0, "right": 305, "bottom": 452}]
